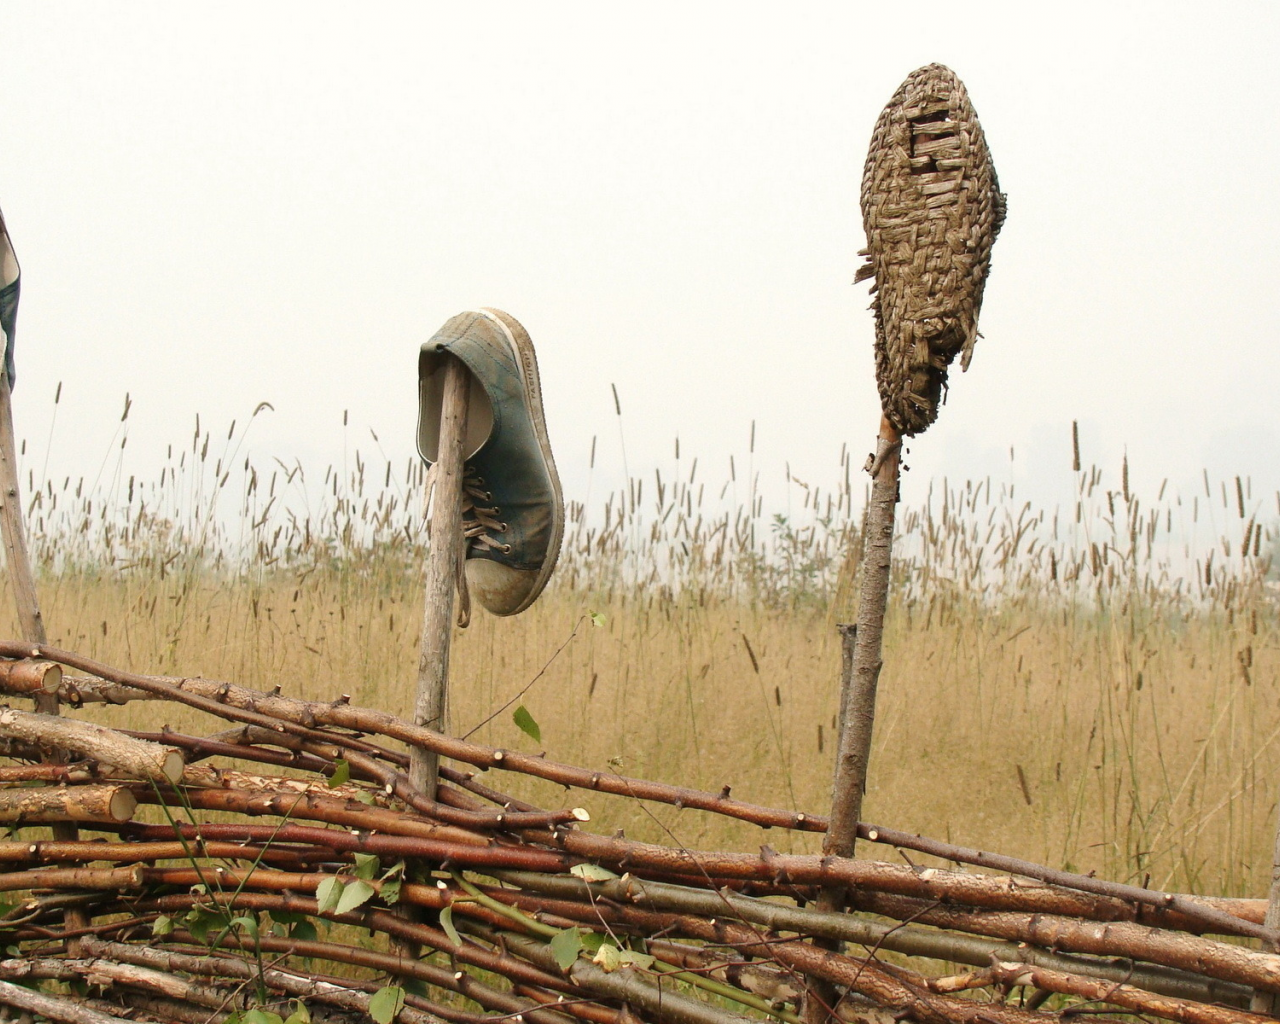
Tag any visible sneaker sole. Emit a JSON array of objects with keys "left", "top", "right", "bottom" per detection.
[{"left": 476, "top": 308, "right": 564, "bottom": 616}]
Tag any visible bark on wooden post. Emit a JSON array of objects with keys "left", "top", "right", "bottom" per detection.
[
  {"left": 409, "top": 354, "right": 471, "bottom": 797},
  {"left": 806, "top": 620, "right": 860, "bottom": 1020},
  {"left": 833, "top": 624, "right": 857, "bottom": 762},
  {"left": 0, "top": 374, "right": 49, "bottom": 661},
  {"left": 805, "top": 425, "right": 900, "bottom": 1024},
  {"left": 0, "top": 362, "right": 88, "bottom": 950},
  {"left": 823, "top": 418, "right": 899, "bottom": 864},
  {"left": 1251, "top": 813, "right": 1280, "bottom": 1013}
]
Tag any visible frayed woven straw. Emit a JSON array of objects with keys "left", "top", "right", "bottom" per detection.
[{"left": 855, "top": 64, "right": 1006, "bottom": 436}]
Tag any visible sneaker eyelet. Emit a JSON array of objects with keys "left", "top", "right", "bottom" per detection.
[
  {"left": 499, "top": 523, "right": 509, "bottom": 533},
  {"left": 492, "top": 507, "right": 500, "bottom": 515},
  {"left": 501, "top": 544, "right": 513, "bottom": 554}
]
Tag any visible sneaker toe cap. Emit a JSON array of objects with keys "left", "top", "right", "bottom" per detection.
[{"left": 465, "top": 558, "right": 541, "bottom": 617}]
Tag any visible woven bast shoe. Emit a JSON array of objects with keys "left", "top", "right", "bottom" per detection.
[
  {"left": 854, "top": 64, "right": 1005, "bottom": 437},
  {"left": 0, "top": 207, "right": 19, "bottom": 387},
  {"left": 418, "top": 309, "right": 564, "bottom": 617}
]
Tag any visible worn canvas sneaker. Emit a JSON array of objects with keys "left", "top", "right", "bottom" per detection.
[
  {"left": 417, "top": 309, "right": 563, "bottom": 617},
  {"left": 0, "top": 207, "right": 19, "bottom": 386}
]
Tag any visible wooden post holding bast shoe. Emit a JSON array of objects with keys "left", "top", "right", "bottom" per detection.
[{"left": 806, "top": 65, "right": 1006, "bottom": 1024}]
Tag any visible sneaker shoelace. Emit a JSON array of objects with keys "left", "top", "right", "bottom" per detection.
[{"left": 453, "top": 468, "right": 510, "bottom": 628}]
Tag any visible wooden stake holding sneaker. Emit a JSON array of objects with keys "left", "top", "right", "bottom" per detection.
[
  {"left": 807, "top": 65, "right": 1005, "bottom": 1024},
  {"left": 410, "top": 354, "right": 470, "bottom": 797}
]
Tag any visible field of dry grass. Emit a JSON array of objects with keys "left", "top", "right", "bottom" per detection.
[{"left": 5, "top": 411, "right": 1278, "bottom": 899}]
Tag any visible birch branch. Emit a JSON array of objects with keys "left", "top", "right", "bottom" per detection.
[
  {"left": 0, "top": 784, "right": 136, "bottom": 824},
  {"left": 0, "top": 708, "right": 181, "bottom": 783}
]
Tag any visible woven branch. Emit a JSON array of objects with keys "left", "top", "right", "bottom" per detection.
[
  {"left": 0, "top": 707, "right": 182, "bottom": 783},
  {"left": 0, "top": 643, "right": 1271, "bottom": 1024},
  {"left": 0, "top": 784, "right": 136, "bottom": 824},
  {"left": 856, "top": 64, "right": 1006, "bottom": 435}
]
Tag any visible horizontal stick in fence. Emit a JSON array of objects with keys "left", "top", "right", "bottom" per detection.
[
  {"left": 0, "top": 658, "right": 61, "bottom": 694},
  {"left": 120, "top": 818, "right": 575, "bottom": 873},
  {"left": 0, "top": 977, "right": 131, "bottom": 1024},
  {"left": 493, "top": 871, "right": 1254, "bottom": 1010},
  {"left": 0, "top": 783, "right": 136, "bottom": 824},
  {"left": 988, "top": 960, "right": 1273, "bottom": 1024},
  {"left": 0, "top": 707, "right": 181, "bottom": 784},
  {"left": 134, "top": 891, "right": 583, "bottom": 1000},
  {"left": 79, "top": 939, "right": 447, "bottom": 1024}
]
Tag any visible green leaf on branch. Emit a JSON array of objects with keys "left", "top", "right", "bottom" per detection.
[
  {"left": 380, "top": 860, "right": 405, "bottom": 904},
  {"left": 335, "top": 879, "right": 376, "bottom": 914},
  {"left": 513, "top": 705, "right": 541, "bottom": 744},
  {"left": 152, "top": 915, "right": 173, "bottom": 936},
  {"left": 550, "top": 927, "right": 583, "bottom": 970},
  {"left": 440, "top": 905, "right": 461, "bottom": 947},
  {"left": 579, "top": 932, "right": 608, "bottom": 954},
  {"left": 231, "top": 914, "right": 259, "bottom": 940},
  {"left": 316, "top": 876, "right": 344, "bottom": 914},
  {"left": 369, "top": 985, "right": 405, "bottom": 1024},
  {"left": 185, "top": 907, "right": 222, "bottom": 943},
  {"left": 292, "top": 919, "right": 318, "bottom": 943},
  {"left": 569, "top": 863, "right": 618, "bottom": 882},
  {"left": 589, "top": 611, "right": 606, "bottom": 628},
  {"left": 243, "top": 1011, "right": 284, "bottom": 1024},
  {"left": 328, "top": 760, "right": 350, "bottom": 787},
  {"left": 381, "top": 876, "right": 402, "bottom": 905},
  {"left": 353, "top": 853, "right": 380, "bottom": 880},
  {"left": 284, "top": 1000, "right": 311, "bottom": 1024},
  {"left": 592, "top": 942, "right": 623, "bottom": 972},
  {"left": 618, "top": 949, "right": 655, "bottom": 970}
]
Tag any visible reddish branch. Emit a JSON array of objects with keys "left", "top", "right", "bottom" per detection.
[
  {"left": 133, "top": 889, "right": 584, "bottom": 999},
  {"left": 0, "top": 642, "right": 822, "bottom": 830},
  {"left": 988, "top": 961, "right": 1275, "bottom": 1024}
]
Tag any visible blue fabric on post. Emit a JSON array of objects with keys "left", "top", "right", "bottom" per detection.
[{"left": 0, "top": 206, "right": 18, "bottom": 388}]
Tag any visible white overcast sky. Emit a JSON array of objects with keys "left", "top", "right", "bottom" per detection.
[{"left": 1, "top": 2, "right": 1277, "bottom": 527}]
